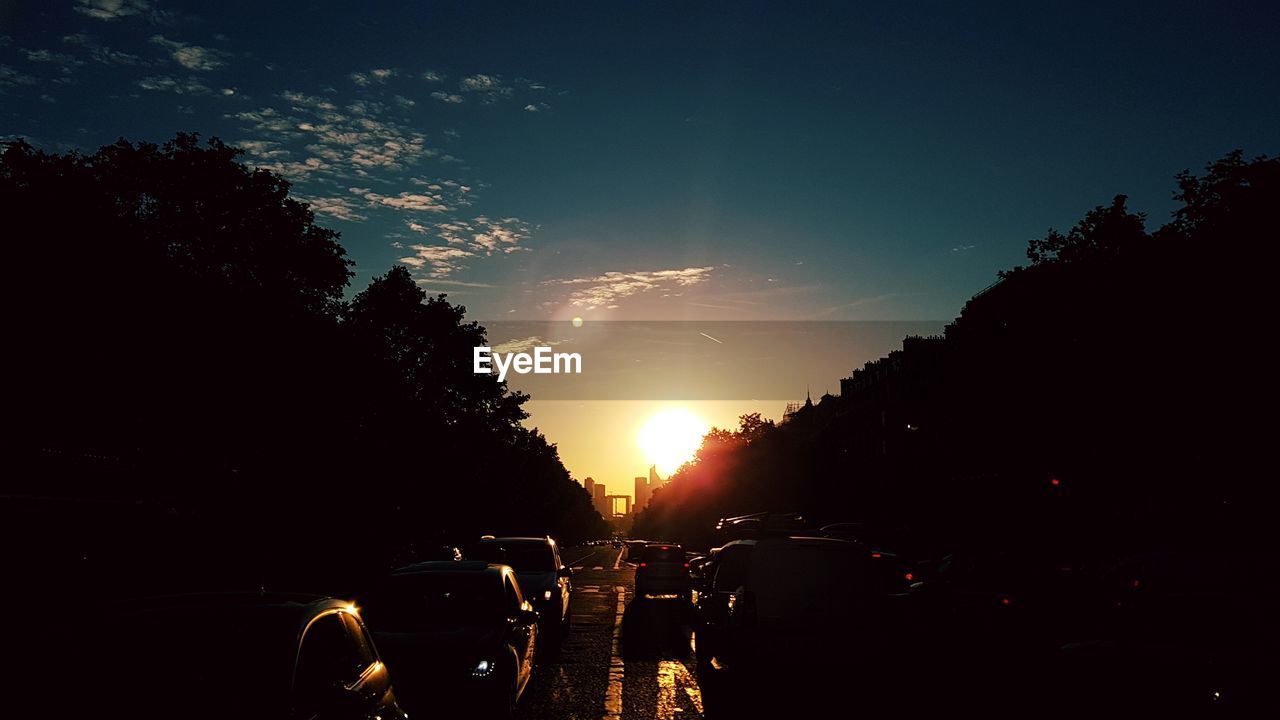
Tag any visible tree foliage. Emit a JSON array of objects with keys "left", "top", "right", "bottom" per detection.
[{"left": 4, "top": 134, "right": 605, "bottom": 591}]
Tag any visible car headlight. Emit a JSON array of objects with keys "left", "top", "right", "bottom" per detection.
[
  {"left": 471, "top": 659, "right": 495, "bottom": 678},
  {"left": 543, "top": 589, "right": 553, "bottom": 601}
]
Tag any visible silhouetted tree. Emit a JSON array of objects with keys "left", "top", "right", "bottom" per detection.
[{"left": 1022, "top": 194, "right": 1149, "bottom": 267}]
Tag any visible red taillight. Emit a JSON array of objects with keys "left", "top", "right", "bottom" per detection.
[
  {"left": 639, "top": 562, "right": 647, "bottom": 567},
  {"left": 1050, "top": 478, "right": 1061, "bottom": 486},
  {"left": 904, "top": 572, "right": 914, "bottom": 581},
  {"left": 661, "top": 546, "right": 670, "bottom": 550},
  {"left": 1000, "top": 597, "right": 1011, "bottom": 606},
  {"left": 871, "top": 552, "right": 882, "bottom": 558},
  {"left": 683, "top": 563, "right": 690, "bottom": 568}
]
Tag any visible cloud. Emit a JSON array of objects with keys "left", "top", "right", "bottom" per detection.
[
  {"left": 398, "top": 216, "right": 534, "bottom": 277},
  {"left": 523, "top": 102, "right": 549, "bottom": 113},
  {"left": 302, "top": 195, "right": 368, "bottom": 222},
  {"left": 427, "top": 216, "right": 532, "bottom": 254},
  {"left": 351, "top": 187, "right": 452, "bottom": 213},
  {"left": 150, "top": 35, "right": 229, "bottom": 71},
  {"left": 421, "top": 70, "right": 445, "bottom": 82},
  {"left": 547, "top": 267, "right": 716, "bottom": 310},
  {"left": 137, "top": 75, "right": 212, "bottom": 94},
  {"left": 62, "top": 33, "right": 149, "bottom": 65},
  {"left": 399, "top": 245, "right": 474, "bottom": 277},
  {"left": 459, "top": 73, "right": 512, "bottom": 103},
  {"left": 430, "top": 91, "right": 464, "bottom": 104},
  {"left": 0, "top": 65, "right": 38, "bottom": 87},
  {"left": 492, "top": 336, "right": 566, "bottom": 354},
  {"left": 23, "top": 49, "right": 84, "bottom": 67},
  {"left": 950, "top": 244, "right": 976, "bottom": 253},
  {"left": 232, "top": 90, "right": 439, "bottom": 178},
  {"left": 74, "top": 0, "right": 150, "bottom": 21},
  {"left": 392, "top": 94, "right": 415, "bottom": 108},
  {"left": 350, "top": 68, "right": 395, "bottom": 86}
]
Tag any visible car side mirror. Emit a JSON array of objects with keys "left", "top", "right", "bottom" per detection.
[
  {"left": 515, "top": 607, "right": 540, "bottom": 625},
  {"left": 557, "top": 566, "right": 573, "bottom": 578}
]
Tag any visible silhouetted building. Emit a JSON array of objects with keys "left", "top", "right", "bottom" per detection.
[
  {"left": 592, "top": 483, "right": 609, "bottom": 516},
  {"left": 633, "top": 465, "right": 665, "bottom": 512},
  {"left": 606, "top": 494, "right": 631, "bottom": 517},
  {"left": 583, "top": 476, "right": 596, "bottom": 500}
]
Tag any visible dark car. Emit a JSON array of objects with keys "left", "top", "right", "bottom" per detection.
[
  {"left": 64, "top": 593, "right": 408, "bottom": 720},
  {"left": 635, "top": 543, "right": 692, "bottom": 601},
  {"left": 469, "top": 536, "right": 573, "bottom": 641},
  {"left": 694, "top": 536, "right": 879, "bottom": 716},
  {"left": 357, "top": 561, "right": 539, "bottom": 718}
]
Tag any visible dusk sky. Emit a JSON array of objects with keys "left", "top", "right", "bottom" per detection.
[{"left": 5, "top": 1, "right": 1278, "bottom": 490}]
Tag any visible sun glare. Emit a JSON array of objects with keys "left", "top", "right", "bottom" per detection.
[{"left": 637, "top": 408, "right": 709, "bottom": 477}]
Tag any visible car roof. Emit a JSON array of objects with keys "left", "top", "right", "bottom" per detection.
[
  {"left": 476, "top": 536, "right": 554, "bottom": 545},
  {"left": 723, "top": 535, "right": 862, "bottom": 548},
  {"left": 129, "top": 591, "right": 342, "bottom": 616},
  {"left": 392, "top": 560, "right": 503, "bottom": 575}
]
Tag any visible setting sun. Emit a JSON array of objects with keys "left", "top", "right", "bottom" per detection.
[{"left": 637, "top": 407, "right": 709, "bottom": 477}]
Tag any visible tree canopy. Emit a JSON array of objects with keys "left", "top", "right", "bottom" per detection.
[{"left": 4, "top": 134, "right": 605, "bottom": 591}]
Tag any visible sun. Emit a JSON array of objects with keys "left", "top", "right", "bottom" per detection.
[{"left": 637, "top": 408, "right": 709, "bottom": 477}]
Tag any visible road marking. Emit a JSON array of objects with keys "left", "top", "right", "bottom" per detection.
[
  {"left": 602, "top": 586, "right": 626, "bottom": 720},
  {"left": 592, "top": 566, "right": 604, "bottom": 570},
  {"left": 573, "top": 566, "right": 584, "bottom": 570},
  {"left": 612, "top": 547, "right": 624, "bottom": 570}
]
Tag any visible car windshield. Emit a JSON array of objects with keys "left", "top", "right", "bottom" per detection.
[
  {"left": 642, "top": 545, "right": 684, "bottom": 563},
  {"left": 360, "top": 573, "right": 503, "bottom": 631},
  {"left": 471, "top": 543, "right": 557, "bottom": 572}
]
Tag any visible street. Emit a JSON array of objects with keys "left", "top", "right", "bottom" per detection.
[{"left": 517, "top": 545, "right": 705, "bottom": 720}]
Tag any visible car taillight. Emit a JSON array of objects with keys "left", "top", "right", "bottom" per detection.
[
  {"left": 903, "top": 572, "right": 913, "bottom": 581},
  {"left": 683, "top": 563, "right": 690, "bottom": 568},
  {"left": 639, "top": 562, "right": 647, "bottom": 567}
]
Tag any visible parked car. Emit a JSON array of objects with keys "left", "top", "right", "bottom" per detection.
[
  {"left": 68, "top": 592, "right": 408, "bottom": 720},
  {"left": 635, "top": 543, "right": 692, "bottom": 601},
  {"left": 358, "top": 561, "right": 539, "bottom": 718},
  {"left": 694, "top": 535, "right": 878, "bottom": 715},
  {"left": 468, "top": 536, "right": 573, "bottom": 641}
]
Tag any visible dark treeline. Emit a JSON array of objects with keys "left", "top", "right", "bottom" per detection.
[
  {"left": 636, "top": 151, "right": 1276, "bottom": 563},
  {"left": 3, "top": 134, "right": 606, "bottom": 596}
]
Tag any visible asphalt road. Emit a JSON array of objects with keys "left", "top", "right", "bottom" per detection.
[{"left": 517, "top": 545, "right": 704, "bottom": 720}]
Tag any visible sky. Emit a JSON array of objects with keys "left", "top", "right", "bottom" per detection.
[{"left": 4, "top": 1, "right": 1278, "bottom": 491}]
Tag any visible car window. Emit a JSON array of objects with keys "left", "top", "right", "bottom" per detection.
[
  {"left": 296, "top": 612, "right": 364, "bottom": 694},
  {"left": 472, "top": 542, "right": 557, "bottom": 571},
  {"left": 714, "top": 546, "right": 752, "bottom": 591},
  {"left": 360, "top": 573, "right": 504, "bottom": 631},
  {"left": 340, "top": 613, "right": 377, "bottom": 669},
  {"left": 504, "top": 574, "right": 524, "bottom": 613},
  {"left": 642, "top": 545, "right": 684, "bottom": 563}
]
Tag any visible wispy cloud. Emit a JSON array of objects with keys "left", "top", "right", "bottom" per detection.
[
  {"left": 62, "top": 33, "right": 150, "bottom": 65},
  {"left": 150, "top": 35, "right": 229, "bottom": 71},
  {"left": 421, "top": 70, "right": 445, "bottom": 82},
  {"left": 351, "top": 187, "right": 453, "bottom": 213},
  {"left": 523, "top": 102, "right": 549, "bottom": 113},
  {"left": 430, "top": 91, "right": 464, "bottom": 104},
  {"left": 75, "top": 0, "right": 150, "bottom": 21},
  {"left": 398, "top": 216, "right": 535, "bottom": 278},
  {"left": 350, "top": 68, "right": 395, "bottom": 86},
  {"left": 232, "top": 90, "right": 439, "bottom": 178},
  {"left": 459, "top": 73, "right": 512, "bottom": 103},
  {"left": 492, "top": 336, "right": 566, "bottom": 354},
  {"left": 22, "top": 49, "right": 84, "bottom": 68},
  {"left": 0, "top": 65, "right": 38, "bottom": 88},
  {"left": 137, "top": 74, "right": 212, "bottom": 94},
  {"left": 302, "top": 195, "right": 368, "bottom": 222},
  {"left": 547, "top": 267, "right": 716, "bottom": 310}
]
